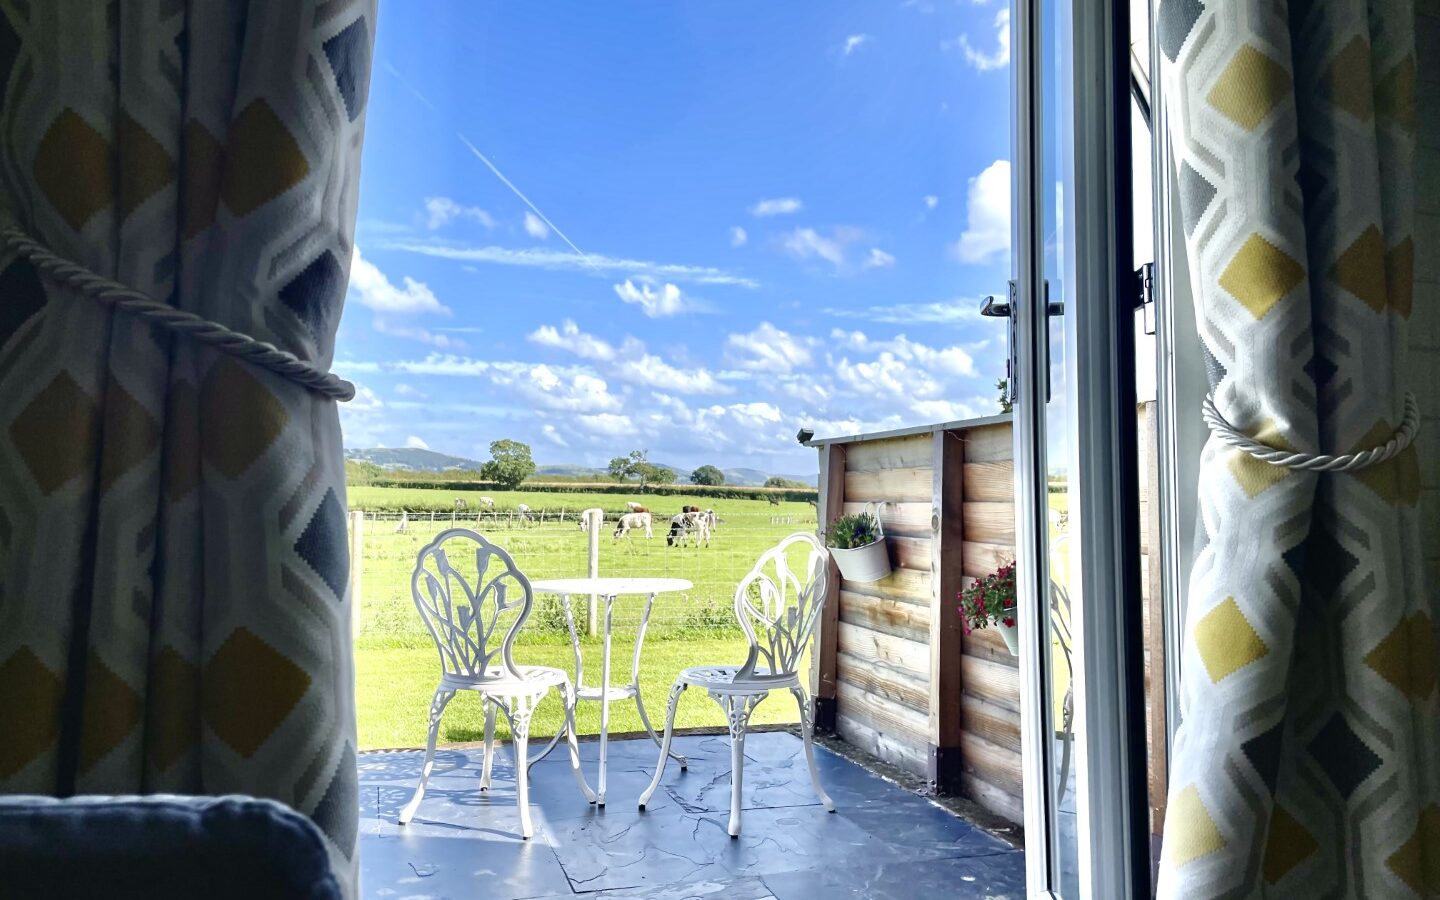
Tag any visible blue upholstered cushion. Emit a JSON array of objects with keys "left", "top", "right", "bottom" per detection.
[{"left": 0, "top": 794, "right": 341, "bottom": 900}]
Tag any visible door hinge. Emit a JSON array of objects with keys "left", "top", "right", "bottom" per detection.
[{"left": 1134, "top": 262, "right": 1155, "bottom": 336}]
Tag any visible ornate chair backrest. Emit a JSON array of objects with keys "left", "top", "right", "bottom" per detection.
[
  {"left": 733, "top": 533, "right": 829, "bottom": 680},
  {"left": 410, "top": 528, "right": 532, "bottom": 682}
]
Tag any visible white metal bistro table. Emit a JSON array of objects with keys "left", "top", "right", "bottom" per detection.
[{"left": 528, "top": 576, "right": 692, "bottom": 806}]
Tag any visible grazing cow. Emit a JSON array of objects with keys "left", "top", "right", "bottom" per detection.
[
  {"left": 516, "top": 503, "right": 532, "bottom": 524},
  {"left": 395, "top": 510, "right": 409, "bottom": 534},
  {"left": 626, "top": 501, "right": 649, "bottom": 513},
  {"left": 453, "top": 498, "right": 467, "bottom": 511},
  {"left": 479, "top": 496, "right": 495, "bottom": 508},
  {"left": 614, "top": 511, "right": 653, "bottom": 540},
  {"left": 579, "top": 507, "right": 604, "bottom": 533},
  {"left": 667, "top": 510, "right": 712, "bottom": 547}
]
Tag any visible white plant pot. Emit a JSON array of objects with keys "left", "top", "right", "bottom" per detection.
[
  {"left": 996, "top": 620, "right": 1020, "bottom": 656},
  {"left": 830, "top": 538, "right": 892, "bottom": 583}
]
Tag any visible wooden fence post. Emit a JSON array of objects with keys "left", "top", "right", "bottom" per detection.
[
  {"left": 813, "top": 443, "right": 846, "bottom": 733},
  {"left": 349, "top": 510, "right": 364, "bottom": 640},
  {"left": 929, "top": 430, "right": 965, "bottom": 793}
]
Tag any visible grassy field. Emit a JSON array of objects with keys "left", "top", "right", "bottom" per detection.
[{"left": 350, "top": 485, "right": 818, "bottom": 749}]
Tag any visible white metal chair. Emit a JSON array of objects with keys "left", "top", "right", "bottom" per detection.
[
  {"left": 398, "top": 528, "right": 594, "bottom": 838},
  {"left": 639, "top": 533, "right": 835, "bottom": 836}
]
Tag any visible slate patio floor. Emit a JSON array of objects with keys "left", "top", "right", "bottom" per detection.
[{"left": 358, "top": 731, "right": 1025, "bottom": 899}]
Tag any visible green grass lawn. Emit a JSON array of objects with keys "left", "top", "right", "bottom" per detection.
[
  {"left": 357, "top": 635, "right": 802, "bottom": 749},
  {"left": 350, "top": 485, "right": 815, "bottom": 749}
]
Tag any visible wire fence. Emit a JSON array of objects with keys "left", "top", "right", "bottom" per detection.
[{"left": 347, "top": 508, "right": 820, "bottom": 642}]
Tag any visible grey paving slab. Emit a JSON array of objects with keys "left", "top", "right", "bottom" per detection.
[
  {"left": 518, "top": 875, "right": 776, "bottom": 900},
  {"left": 358, "top": 733, "right": 1024, "bottom": 900},
  {"left": 546, "top": 804, "right": 905, "bottom": 893},
  {"left": 360, "top": 830, "right": 575, "bottom": 900},
  {"left": 761, "top": 852, "right": 1027, "bottom": 900}
]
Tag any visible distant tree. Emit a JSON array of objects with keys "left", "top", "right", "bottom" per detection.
[
  {"left": 764, "top": 475, "right": 809, "bottom": 489},
  {"left": 607, "top": 456, "right": 632, "bottom": 482},
  {"left": 344, "top": 460, "right": 385, "bottom": 485},
  {"left": 996, "top": 378, "right": 1013, "bottom": 414},
  {"left": 480, "top": 439, "right": 536, "bottom": 489},
  {"left": 608, "top": 449, "right": 674, "bottom": 490},
  {"left": 690, "top": 464, "right": 725, "bottom": 486}
]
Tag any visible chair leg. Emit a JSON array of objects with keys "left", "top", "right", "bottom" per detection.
[
  {"left": 718, "top": 692, "right": 760, "bottom": 837},
  {"left": 505, "top": 697, "right": 536, "bottom": 840},
  {"left": 638, "top": 680, "right": 686, "bottom": 810},
  {"left": 480, "top": 699, "right": 497, "bottom": 791},
  {"left": 399, "top": 688, "right": 455, "bottom": 825},
  {"left": 790, "top": 686, "right": 835, "bottom": 812},
  {"left": 562, "top": 679, "right": 597, "bottom": 803}
]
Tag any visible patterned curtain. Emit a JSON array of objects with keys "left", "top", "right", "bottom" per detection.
[
  {"left": 0, "top": 1, "right": 374, "bottom": 894},
  {"left": 1157, "top": 0, "right": 1435, "bottom": 896}
]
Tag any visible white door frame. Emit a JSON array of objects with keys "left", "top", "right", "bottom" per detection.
[{"left": 1011, "top": 0, "right": 1151, "bottom": 895}]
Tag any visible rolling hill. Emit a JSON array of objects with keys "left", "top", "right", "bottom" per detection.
[{"left": 346, "top": 449, "right": 816, "bottom": 486}]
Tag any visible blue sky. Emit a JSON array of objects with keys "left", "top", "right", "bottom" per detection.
[{"left": 337, "top": 0, "right": 1015, "bottom": 473}]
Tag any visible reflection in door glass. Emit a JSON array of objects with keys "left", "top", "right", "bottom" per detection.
[{"left": 1038, "top": 0, "right": 1080, "bottom": 893}]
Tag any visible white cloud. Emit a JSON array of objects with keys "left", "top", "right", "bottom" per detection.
[
  {"left": 348, "top": 384, "right": 384, "bottom": 411},
  {"left": 842, "top": 34, "right": 871, "bottom": 56},
  {"left": 382, "top": 241, "right": 758, "bottom": 288},
  {"left": 825, "top": 298, "right": 986, "bottom": 325},
  {"left": 424, "top": 196, "right": 495, "bottom": 230},
  {"left": 540, "top": 423, "right": 570, "bottom": 447},
  {"left": 488, "top": 362, "right": 624, "bottom": 413},
  {"left": 404, "top": 435, "right": 430, "bottom": 450},
  {"left": 347, "top": 248, "right": 449, "bottom": 315},
  {"left": 613, "top": 279, "right": 694, "bottom": 317},
  {"left": 373, "top": 318, "right": 466, "bottom": 349},
  {"left": 749, "top": 197, "right": 804, "bottom": 218},
  {"left": 523, "top": 211, "right": 551, "bottom": 240},
  {"left": 864, "top": 248, "right": 896, "bottom": 269},
  {"left": 730, "top": 226, "right": 748, "bottom": 247},
  {"left": 830, "top": 329, "right": 977, "bottom": 377},
  {"left": 338, "top": 383, "right": 386, "bottom": 447},
  {"left": 778, "top": 227, "right": 861, "bottom": 270},
  {"left": 952, "top": 159, "right": 1012, "bottom": 265},
  {"left": 837, "top": 352, "right": 942, "bottom": 399},
  {"left": 949, "top": 9, "right": 1010, "bottom": 71},
  {"left": 575, "top": 413, "right": 634, "bottom": 437},
  {"left": 393, "top": 383, "right": 427, "bottom": 399},
  {"left": 924, "top": 195, "right": 940, "bottom": 210},
  {"left": 726, "top": 323, "right": 815, "bottom": 374},
  {"left": 910, "top": 399, "right": 981, "bottom": 421},
  {"left": 614, "top": 353, "right": 731, "bottom": 395},
  {"left": 528, "top": 319, "right": 617, "bottom": 361}
]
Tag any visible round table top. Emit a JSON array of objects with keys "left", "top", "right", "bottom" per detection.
[{"left": 529, "top": 576, "right": 693, "bottom": 596}]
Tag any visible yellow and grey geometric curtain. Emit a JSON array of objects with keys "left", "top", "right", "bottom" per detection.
[
  {"left": 1157, "top": 0, "right": 1435, "bottom": 896},
  {"left": 0, "top": 1, "right": 374, "bottom": 893}
]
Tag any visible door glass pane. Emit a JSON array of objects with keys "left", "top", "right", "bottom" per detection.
[{"left": 1039, "top": 0, "right": 1080, "bottom": 892}]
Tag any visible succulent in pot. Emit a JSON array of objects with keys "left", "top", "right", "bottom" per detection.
[{"left": 824, "top": 503, "right": 891, "bottom": 583}]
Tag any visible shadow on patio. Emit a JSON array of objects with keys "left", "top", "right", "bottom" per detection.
[{"left": 358, "top": 731, "right": 1024, "bottom": 899}]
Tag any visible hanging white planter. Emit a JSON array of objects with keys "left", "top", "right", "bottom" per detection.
[
  {"left": 829, "top": 501, "right": 892, "bottom": 583},
  {"left": 995, "top": 619, "right": 1020, "bottom": 656}
]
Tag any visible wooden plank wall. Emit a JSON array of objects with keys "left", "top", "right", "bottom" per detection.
[
  {"left": 952, "top": 423, "right": 1022, "bottom": 822},
  {"left": 827, "top": 422, "right": 1021, "bottom": 818},
  {"left": 823, "top": 409, "right": 1164, "bottom": 832},
  {"left": 833, "top": 431, "right": 934, "bottom": 775}
]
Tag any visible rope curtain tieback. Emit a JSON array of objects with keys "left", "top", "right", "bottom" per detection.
[
  {"left": 0, "top": 222, "right": 356, "bottom": 401},
  {"left": 1202, "top": 391, "right": 1420, "bottom": 473}
]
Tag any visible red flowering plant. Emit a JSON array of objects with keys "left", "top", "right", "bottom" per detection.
[{"left": 957, "top": 561, "right": 1017, "bottom": 634}]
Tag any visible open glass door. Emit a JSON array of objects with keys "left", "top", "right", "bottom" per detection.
[{"left": 1011, "top": 0, "right": 1151, "bottom": 895}]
